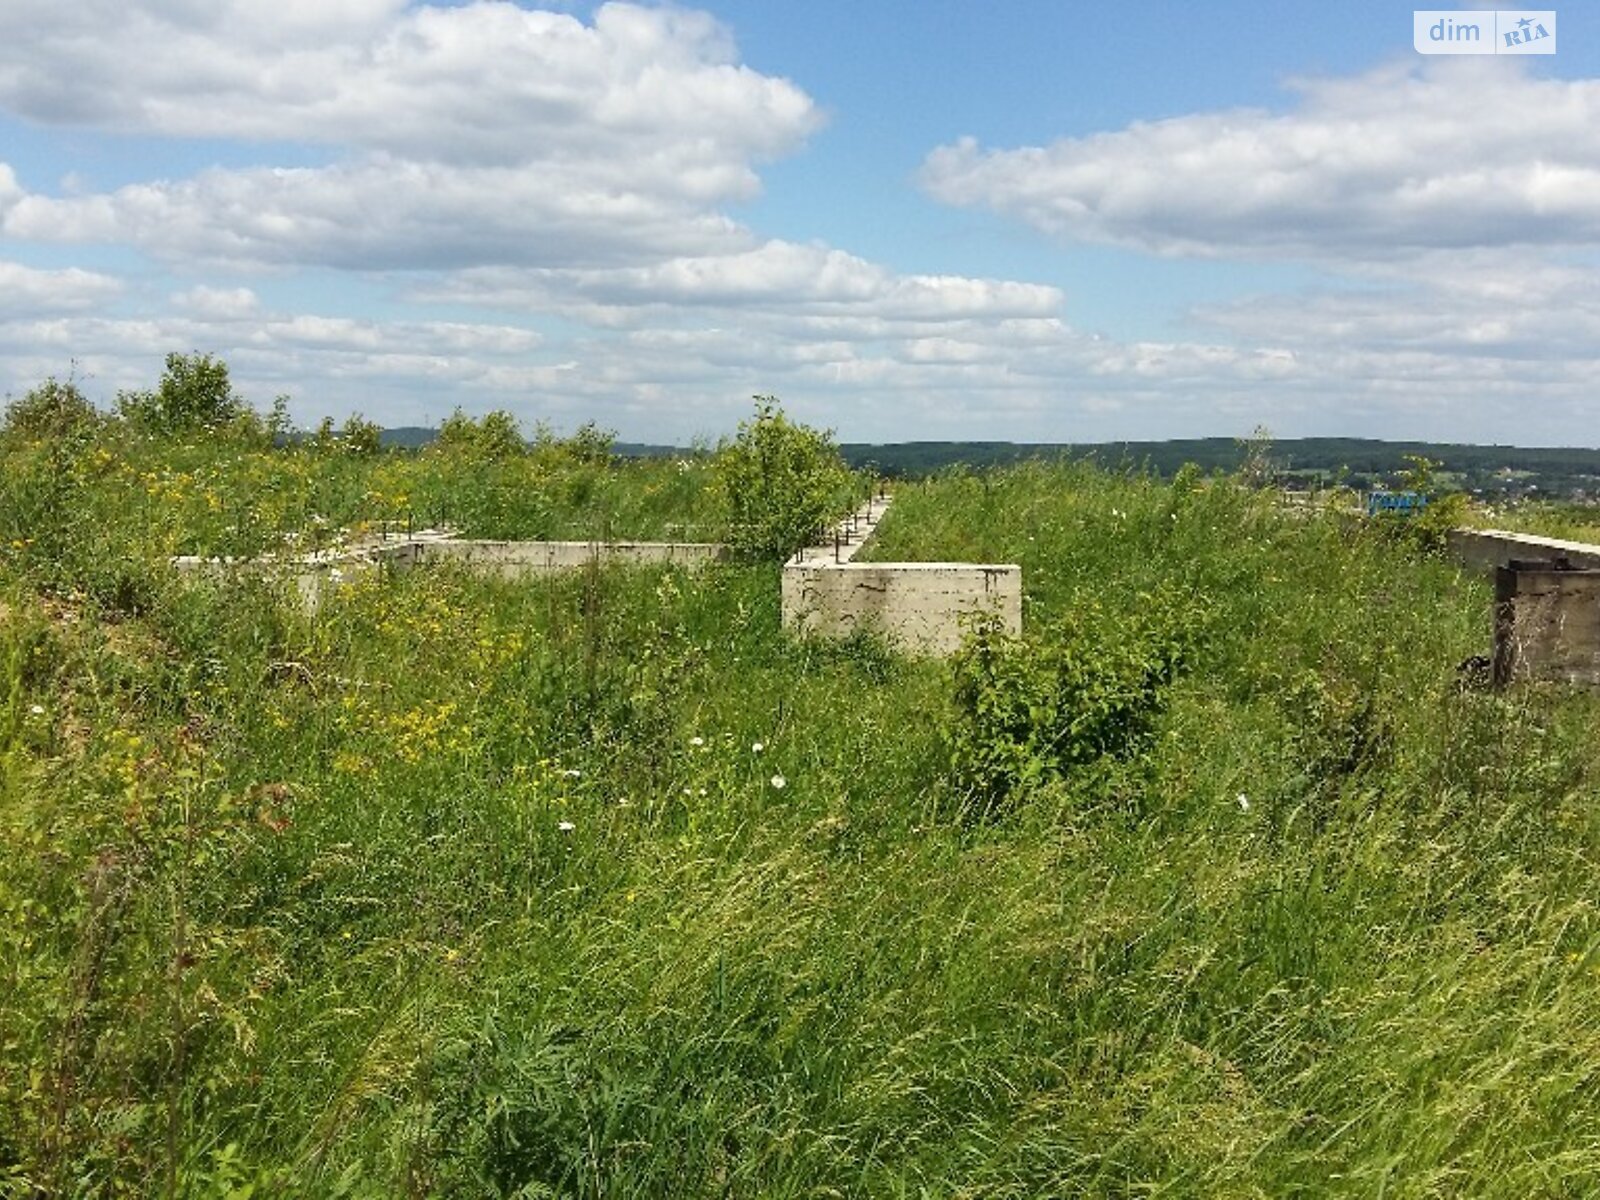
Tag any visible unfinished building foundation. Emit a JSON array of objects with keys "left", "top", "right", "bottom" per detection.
[{"left": 1493, "top": 560, "right": 1600, "bottom": 686}]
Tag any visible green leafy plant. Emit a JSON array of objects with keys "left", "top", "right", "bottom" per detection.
[
  {"left": 1392, "top": 453, "right": 1469, "bottom": 551},
  {"left": 339, "top": 413, "right": 383, "bottom": 456},
  {"left": 531, "top": 420, "right": 615, "bottom": 467},
  {"left": 267, "top": 395, "right": 295, "bottom": 445},
  {"left": 435, "top": 408, "right": 527, "bottom": 460},
  {"left": 2, "top": 375, "right": 99, "bottom": 443},
  {"left": 945, "top": 587, "right": 1202, "bottom": 811},
  {"left": 118, "top": 352, "right": 248, "bottom": 435},
  {"left": 713, "top": 398, "right": 856, "bottom": 560}
]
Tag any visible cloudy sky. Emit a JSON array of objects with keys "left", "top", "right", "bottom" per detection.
[{"left": 2, "top": 1, "right": 1597, "bottom": 444}]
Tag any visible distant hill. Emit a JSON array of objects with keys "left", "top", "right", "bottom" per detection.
[
  {"left": 838, "top": 438, "right": 1600, "bottom": 497},
  {"left": 378, "top": 426, "right": 438, "bottom": 450},
  {"left": 378, "top": 427, "right": 683, "bottom": 459},
  {"left": 374, "top": 427, "right": 1600, "bottom": 498},
  {"left": 839, "top": 437, "right": 1600, "bottom": 477}
]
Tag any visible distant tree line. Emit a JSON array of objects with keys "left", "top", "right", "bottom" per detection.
[
  {"left": 13, "top": 358, "right": 1599, "bottom": 499},
  {"left": 837, "top": 438, "right": 1600, "bottom": 498}
]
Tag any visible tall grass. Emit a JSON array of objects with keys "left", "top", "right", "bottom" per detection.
[
  {"left": 4, "top": 449, "right": 1600, "bottom": 1195},
  {"left": 1464, "top": 495, "right": 1600, "bottom": 546}
]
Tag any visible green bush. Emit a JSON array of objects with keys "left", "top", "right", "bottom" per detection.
[
  {"left": 1, "top": 376, "right": 99, "bottom": 443},
  {"left": 713, "top": 398, "right": 856, "bottom": 560},
  {"left": 117, "top": 352, "right": 247, "bottom": 435},
  {"left": 340, "top": 413, "right": 383, "bottom": 456},
  {"left": 1390, "top": 453, "right": 1470, "bottom": 553},
  {"left": 532, "top": 419, "right": 615, "bottom": 467},
  {"left": 435, "top": 408, "right": 527, "bottom": 460},
  {"left": 945, "top": 585, "right": 1203, "bottom": 810}
]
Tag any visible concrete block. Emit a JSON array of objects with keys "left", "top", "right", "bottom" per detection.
[
  {"left": 1494, "top": 562, "right": 1600, "bottom": 686},
  {"left": 168, "top": 553, "right": 373, "bottom": 613},
  {"left": 781, "top": 561, "right": 1021, "bottom": 656},
  {"left": 171, "top": 537, "right": 724, "bottom": 612},
  {"left": 396, "top": 540, "right": 727, "bottom": 577},
  {"left": 1447, "top": 528, "right": 1600, "bottom": 576},
  {"left": 787, "top": 495, "right": 894, "bottom": 568}
]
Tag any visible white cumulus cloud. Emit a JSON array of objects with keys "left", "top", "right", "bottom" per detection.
[
  {"left": 921, "top": 60, "right": 1600, "bottom": 260},
  {"left": 422, "top": 240, "right": 1064, "bottom": 327},
  {"left": 0, "top": 2, "right": 819, "bottom": 271},
  {"left": 0, "top": 261, "right": 123, "bottom": 318},
  {"left": 2, "top": 6, "right": 1597, "bottom": 446}
]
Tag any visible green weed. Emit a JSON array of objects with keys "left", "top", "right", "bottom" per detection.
[{"left": 4, "top": 431, "right": 1600, "bottom": 1196}]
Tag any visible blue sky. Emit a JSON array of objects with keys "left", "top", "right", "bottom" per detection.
[{"left": 1, "top": 1, "right": 1597, "bottom": 444}]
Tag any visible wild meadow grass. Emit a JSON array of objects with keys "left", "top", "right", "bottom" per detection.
[
  {"left": 4, "top": 446, "right": 1600, "bottom": 1196},
  {"left": 1464, "top": 497, "right": 1600, "bottom": 546},
  {"left": 0, "top": 427, "right": 723, "bottom": 606}
]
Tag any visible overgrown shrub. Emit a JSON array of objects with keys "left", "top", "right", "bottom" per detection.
[
  {"left": 435, "top": 408, "right": 527, "bottom": 460},
  {"left": 117, "top": 352, "right": 248, "bottom": 435},
  {"left": 945, "top": 586, "right": 1204, "bottom": 811},
  {"left": 0, "top": 395, "right": 102, "bottom": 584},
  {"left": 1383, "top": 453, "right": 1469, "bottom": 553},
  {"left": 340, "top": 413, "right": 383, "bottom": 456},
  {"left": 1, "top": 376, "right": 99, "bottom": 442},
  {"left": 713, "top": 398, "right": 856, "bottom": 560},
  {"left": 533, "top": 419, "right": 614, "bottom": 467}
]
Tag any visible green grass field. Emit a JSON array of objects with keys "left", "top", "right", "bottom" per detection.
[
  {"left": 1464, "top": 497, "right": 1600, "bottom": 547},
  {"left": 5, "top": 426, "right": 1600, "bottom": 1196}
]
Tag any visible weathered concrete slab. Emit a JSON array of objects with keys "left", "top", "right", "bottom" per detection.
[
  {"left": 782, "top": 560, "right": 1022, "bottom": 655},
  {"left": 386, "top": 539, "right": 727, "bottom": 576},
  {"left": 780, "top": 495, "right": 1022, "bottom": 655},
  {"left": 1494, "top": 562, "right": 1600, "bottom": 686},
  {"left": 172, "top": 532, "right": 727, "bottom": 612},
  {"left": 1447, "top": 528, "right": 1600, "bottom": 576},
  {"left": 171, "top": 553, "right": 378, "bottom": 608},
  {"left": 169, "top": 551, "right": 350, "bottom": 573},
  {"left": 787, "top": 495, "right": 893, "bottom": 568}
]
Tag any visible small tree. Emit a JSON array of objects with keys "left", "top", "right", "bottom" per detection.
[
  {"left": 267, "top": 395, "right": 295, "bottom": 445},
  {"left": 713, "top": 398, "right": 855, "bottom": 560},
  {"left": 1390, "top": 454, "right": 1468, "bottom": 553},
  {"left": 477, "top": 410, "right": 527, "bottom": 459},
  {"left": 435, "top": 407, "right": 526, "bottom": 460},
  {"left": 530, "top": 419, "right": 617, "bottom": 467},
  {"left": 567, "top": 421, "right": 615, "bottom": 466},
  {"left": 118, "top": 352, "right": 245, "bottom": 434},
  {"left": 1235, "top": 425, "right": 1277, "bottom": 488},
  {"left": 2, "top": 375, "right": 99, "bottom": 442},
  {"left": 341, "top": 413, "right": 383, "bottom": 456}
]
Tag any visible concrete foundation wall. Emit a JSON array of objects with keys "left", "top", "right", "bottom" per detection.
[
  {"left": 781, "top": 561, "right": 1021, "bottom": 656},
  {"left": 1447, "top": 528, "right": 1600, "bottom": 576},
  {"left": 169, "top": 555, "right": 375, "bottom": 613},
  {"left": 172, "top": 538, "right": 726, "bottom": 613},
  {"left": 1494, "top": 565, "right": 1600, "bottom": 686},
  {"left": 394, "top": 539, "right": 726, "bottom": 576}
]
